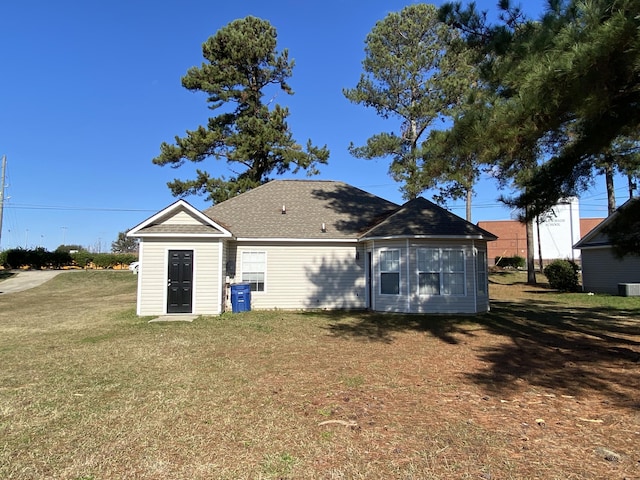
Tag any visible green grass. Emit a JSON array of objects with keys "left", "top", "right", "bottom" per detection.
[{"left": 0, "top": 270, "right": 639, "bottom": 479}]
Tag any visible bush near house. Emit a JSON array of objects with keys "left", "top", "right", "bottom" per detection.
[
  {"left": 495, "top": 255, "right": 525, "bottom": 269},
  {"left": 544, "top": 259, "right": 580, "bottom": 291}
]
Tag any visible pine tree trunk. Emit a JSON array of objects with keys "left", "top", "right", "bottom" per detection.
[
  {"left": 526, "top": 216, "right": 537, "bottom": 285},
  {"left": 605, "top": 162, "right": 616, "bottom": 215},
  {"left": 466, "top": 188, "right": 472, "bottom": 222}
]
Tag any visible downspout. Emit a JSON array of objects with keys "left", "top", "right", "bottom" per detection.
[{"left": 406, "top": 238, "right": 411, "bottom": 313}]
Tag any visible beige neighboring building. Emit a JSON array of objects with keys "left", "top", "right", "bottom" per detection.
[
  {"left": 574, "top": 198, "right": 640, "bottom": 294},
  {"left": 128, "top": 180, "right": 497, "bottom": 316}
]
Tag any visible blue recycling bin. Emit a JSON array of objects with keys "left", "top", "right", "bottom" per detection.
[{"left": 230, "top": 283, "right": 251, "bottom": 313}]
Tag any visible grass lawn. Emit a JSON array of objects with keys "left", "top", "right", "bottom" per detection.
[{"left": 1, "top": 270, "right": 639, "bottom": 479}]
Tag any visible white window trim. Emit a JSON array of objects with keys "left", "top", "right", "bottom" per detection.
[
  {"left": 240, "top": 250, "right": 267, "bottom": 294},
  {"left": 416, "top": 247, "right": 467, "bottom": 297},
  {"left": 476, "top": 249, "right": 488, "bottom": 296},
  {"left": 379, "top": 248, "right": 401, "bottom": 296}
]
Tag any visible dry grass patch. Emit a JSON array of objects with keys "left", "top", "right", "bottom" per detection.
[{"left": 1, "top": 271, "right": 639, "bottom": 479}]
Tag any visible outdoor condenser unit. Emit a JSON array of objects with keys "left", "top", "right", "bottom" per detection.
[{"left": 618, "top": 283, "right": 640, "bottom": 297}]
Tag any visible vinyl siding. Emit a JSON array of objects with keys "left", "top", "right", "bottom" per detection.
[
  {"left": 581, "top": 247, "right": 640, "bottom": 294},
  {"left": 368, "top": 239, "right": 489, "bottom": 314},
  {"left": 226, "top": 241, "right": 366, "bottom": 310},
  {"left": 164, "top": 209, "right": 204, "bottom": 225},
  {"left": 137, "top": 238, "right": 222, "bottom": 316}
]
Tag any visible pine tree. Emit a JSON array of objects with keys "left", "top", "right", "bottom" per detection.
[
  {"left": 344, "top": 4, "right": 473, "bottom": 200},
  {"left": 153, "top": 16, "right": 329, "bottom": 203}
]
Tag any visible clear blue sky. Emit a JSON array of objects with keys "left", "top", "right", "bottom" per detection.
[{"left": 0, "top": 1, "right": 618, "bottom": 252}]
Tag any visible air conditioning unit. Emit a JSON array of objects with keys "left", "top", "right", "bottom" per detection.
[{"left": 618, "top": 283, "right": 640, "bottom": 297}]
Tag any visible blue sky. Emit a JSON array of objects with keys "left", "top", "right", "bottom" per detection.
[{"left": 0, "top": 1, "right": 619, "bottom": 252}]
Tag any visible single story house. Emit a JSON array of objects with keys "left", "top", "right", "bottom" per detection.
[
  {"left": 574, "top": 197, "right": 640, "bottom": 294},
  {"left": 127, "top": 180, "right": 497, "bottom": 315}
]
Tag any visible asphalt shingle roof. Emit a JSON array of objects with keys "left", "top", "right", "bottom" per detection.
[
  {"left": 203, "top": 180, "right": 399, "bottom": 239},
  {"left": 202, "top": 180, "right": 496, "bottom": 241},
  {"left": 137, "top": 224, "right": 224, "bottom": 235},
  {"left": 361, "top": 197, "right": 498, "bottom": 240}
]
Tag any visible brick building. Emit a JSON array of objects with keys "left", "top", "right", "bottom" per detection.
[{"left": 478, "top": 217, "right": 604, "bottom": 265}]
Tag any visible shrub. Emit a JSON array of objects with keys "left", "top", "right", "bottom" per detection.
[
  {"left": 4, "top": 248, "right": 29, "bottom": 269},
  {"left": 1, "top": 248, "right": 73, "bottom": 269},
  {"left": 495, "top": 255, "right": 525, "bottom": 269},
  {"left": 544, "top": 259, "right": 580, "bottom": 292},
  {"left": 71, "top": 250, "right": 93, "bottom": 268}
]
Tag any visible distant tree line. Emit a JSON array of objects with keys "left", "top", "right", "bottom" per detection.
[{"left": 0, "top": 247, "right": 137, "bottom": 270}]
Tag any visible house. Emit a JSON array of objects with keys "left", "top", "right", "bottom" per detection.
[
  {"left": 574, "top": 197, "right": 640, "bottom": 294},
  {"left": 127, "top": 180, "right": 497, "bottom": 316}
]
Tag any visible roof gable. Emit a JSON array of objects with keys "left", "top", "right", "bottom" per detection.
[
  {"left": 574, "top": 197, "right": 639, "bottom": 249},
  {"left": 360, "top": 197, "right": 498, "bottom": 240},
  {"left": 128, "top": 199, "right": 232, "bottom": 238},
  {"left": 203, "top": 180, "right": 399, "bottom": 240}
]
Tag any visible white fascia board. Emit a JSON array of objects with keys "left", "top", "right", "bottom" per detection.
[
  {"left": 360, "top": 234, "right": 486, "bottom": 242},
  {"left": 234, "top": 237, "right": 357, "bottom": 243},
  {"left": 133, "top": 232, "right": 232, "bottom": 239},
  {"left": 574, "top": 244, "right": 612, "bottom": 251},
  {"left": 127, "top": 199, "right": 233, "bottom": 237}
]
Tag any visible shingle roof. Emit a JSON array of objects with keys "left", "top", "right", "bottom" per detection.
[
  {"left": 203, "top": 180, "right": 399, "bottom": 239},
  {"left": 137, "top": 224, "right": 224, "bottom": 235},
  {"left": 360, "top": 197, "right": 498, "bottom": 240}
]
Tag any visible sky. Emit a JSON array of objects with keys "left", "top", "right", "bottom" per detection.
[{"left": 0, "top": 0, "right": 624, "bottom": 252}]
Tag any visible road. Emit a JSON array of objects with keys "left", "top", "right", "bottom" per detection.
[{"left": 0, "top": 270, "right": 69, "bottom": 294}]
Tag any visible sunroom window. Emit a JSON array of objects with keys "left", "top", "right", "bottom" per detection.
[
  {"left": 380, "top": 249, "right": 400, "bottom": 295},
  {"left": 417, "top": 248, "right": 465, "bottom": 296}
]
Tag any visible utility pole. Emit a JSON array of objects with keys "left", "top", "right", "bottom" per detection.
[{"left": 0, "top": 155, "right": 6, "bottom": 249}]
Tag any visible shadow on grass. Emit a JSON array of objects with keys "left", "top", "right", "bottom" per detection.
[
  {"left": 313, "top": 301, "right": 640, "bottom": 406},
  {"left": 308, "top": 309, "right": 480, "bottom": 345}
]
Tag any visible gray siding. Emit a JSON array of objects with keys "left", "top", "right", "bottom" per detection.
[
  {"left": 368, "top": 239, "right": 490, "bottom": 314},
  {"left": 581, "top": 247, "right": 640, "bottom": 294},
  {"left": 137, "top": 238, "right": 223, "bottom": 316},
  {"left": 226, "top": 241, "right": 366, "bottom": 310}
]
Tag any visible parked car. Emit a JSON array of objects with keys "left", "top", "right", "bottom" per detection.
[{"left": 128, "top": 261, "right": 140, "bottom": 274}]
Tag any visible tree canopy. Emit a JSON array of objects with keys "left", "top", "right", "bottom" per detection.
[
  {"left": 111, "top": 231, "right": 138, "bottom": 254},
  {"left": 440, "top": 0, "right": 640, "bottom": 219},
  {"left": 153, "top": 16, "right": 329, "bottom": 204},
  {"left": 344, "top": 4, "right": 476, "bottom": 200}
]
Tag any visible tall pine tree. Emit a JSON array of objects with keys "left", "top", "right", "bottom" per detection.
[{"left": 153, "top": 16, "right": 329, "bottom": 204}]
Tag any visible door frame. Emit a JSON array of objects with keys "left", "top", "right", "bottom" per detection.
[{"left": 166, "top": 249, "right": 194, "bottom": 314}]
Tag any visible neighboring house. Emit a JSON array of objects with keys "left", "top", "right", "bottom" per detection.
[
  {"left": 574, "top": 198, "right": 640, "bottom": 294},
  {"left": 127, "top": 180, "right": 497, "bottom": 316}
]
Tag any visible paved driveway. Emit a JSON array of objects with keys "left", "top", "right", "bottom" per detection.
[{"left": 0, "top": 270, "right": 69, "bottom": 294}]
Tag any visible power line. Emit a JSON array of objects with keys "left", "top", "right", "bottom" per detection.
[{"left": 4, "top": 203, "right": 157, "bottom": 213}]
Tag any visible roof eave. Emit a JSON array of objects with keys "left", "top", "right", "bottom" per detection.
[
  {"left": 234, "top": 237, "right": 357, "bottom": 243},
  {"left": 359, "top": 234, "right": 496, "bottom": 241},
  {"left": 132, "top": 232, "right": 233, "bottom": 239}
]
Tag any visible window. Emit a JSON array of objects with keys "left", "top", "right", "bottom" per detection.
[
  {"left": 477, "top": 250, "right": 488, "bottom": 295},
  {"left": 241, "top": 251, "right": 265, "bottom": 292},
  {"left": 417, "top": 248, "right": 466, "bottom": 296},
  {"left": 380, "top": 250, "right": 400, "bottom": 295},
  {"left": 417, "top": 248, "right": 440, "bottom": 295},
  {"left": 442, "top": 250, "right": 465, "bottom": 295}
]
